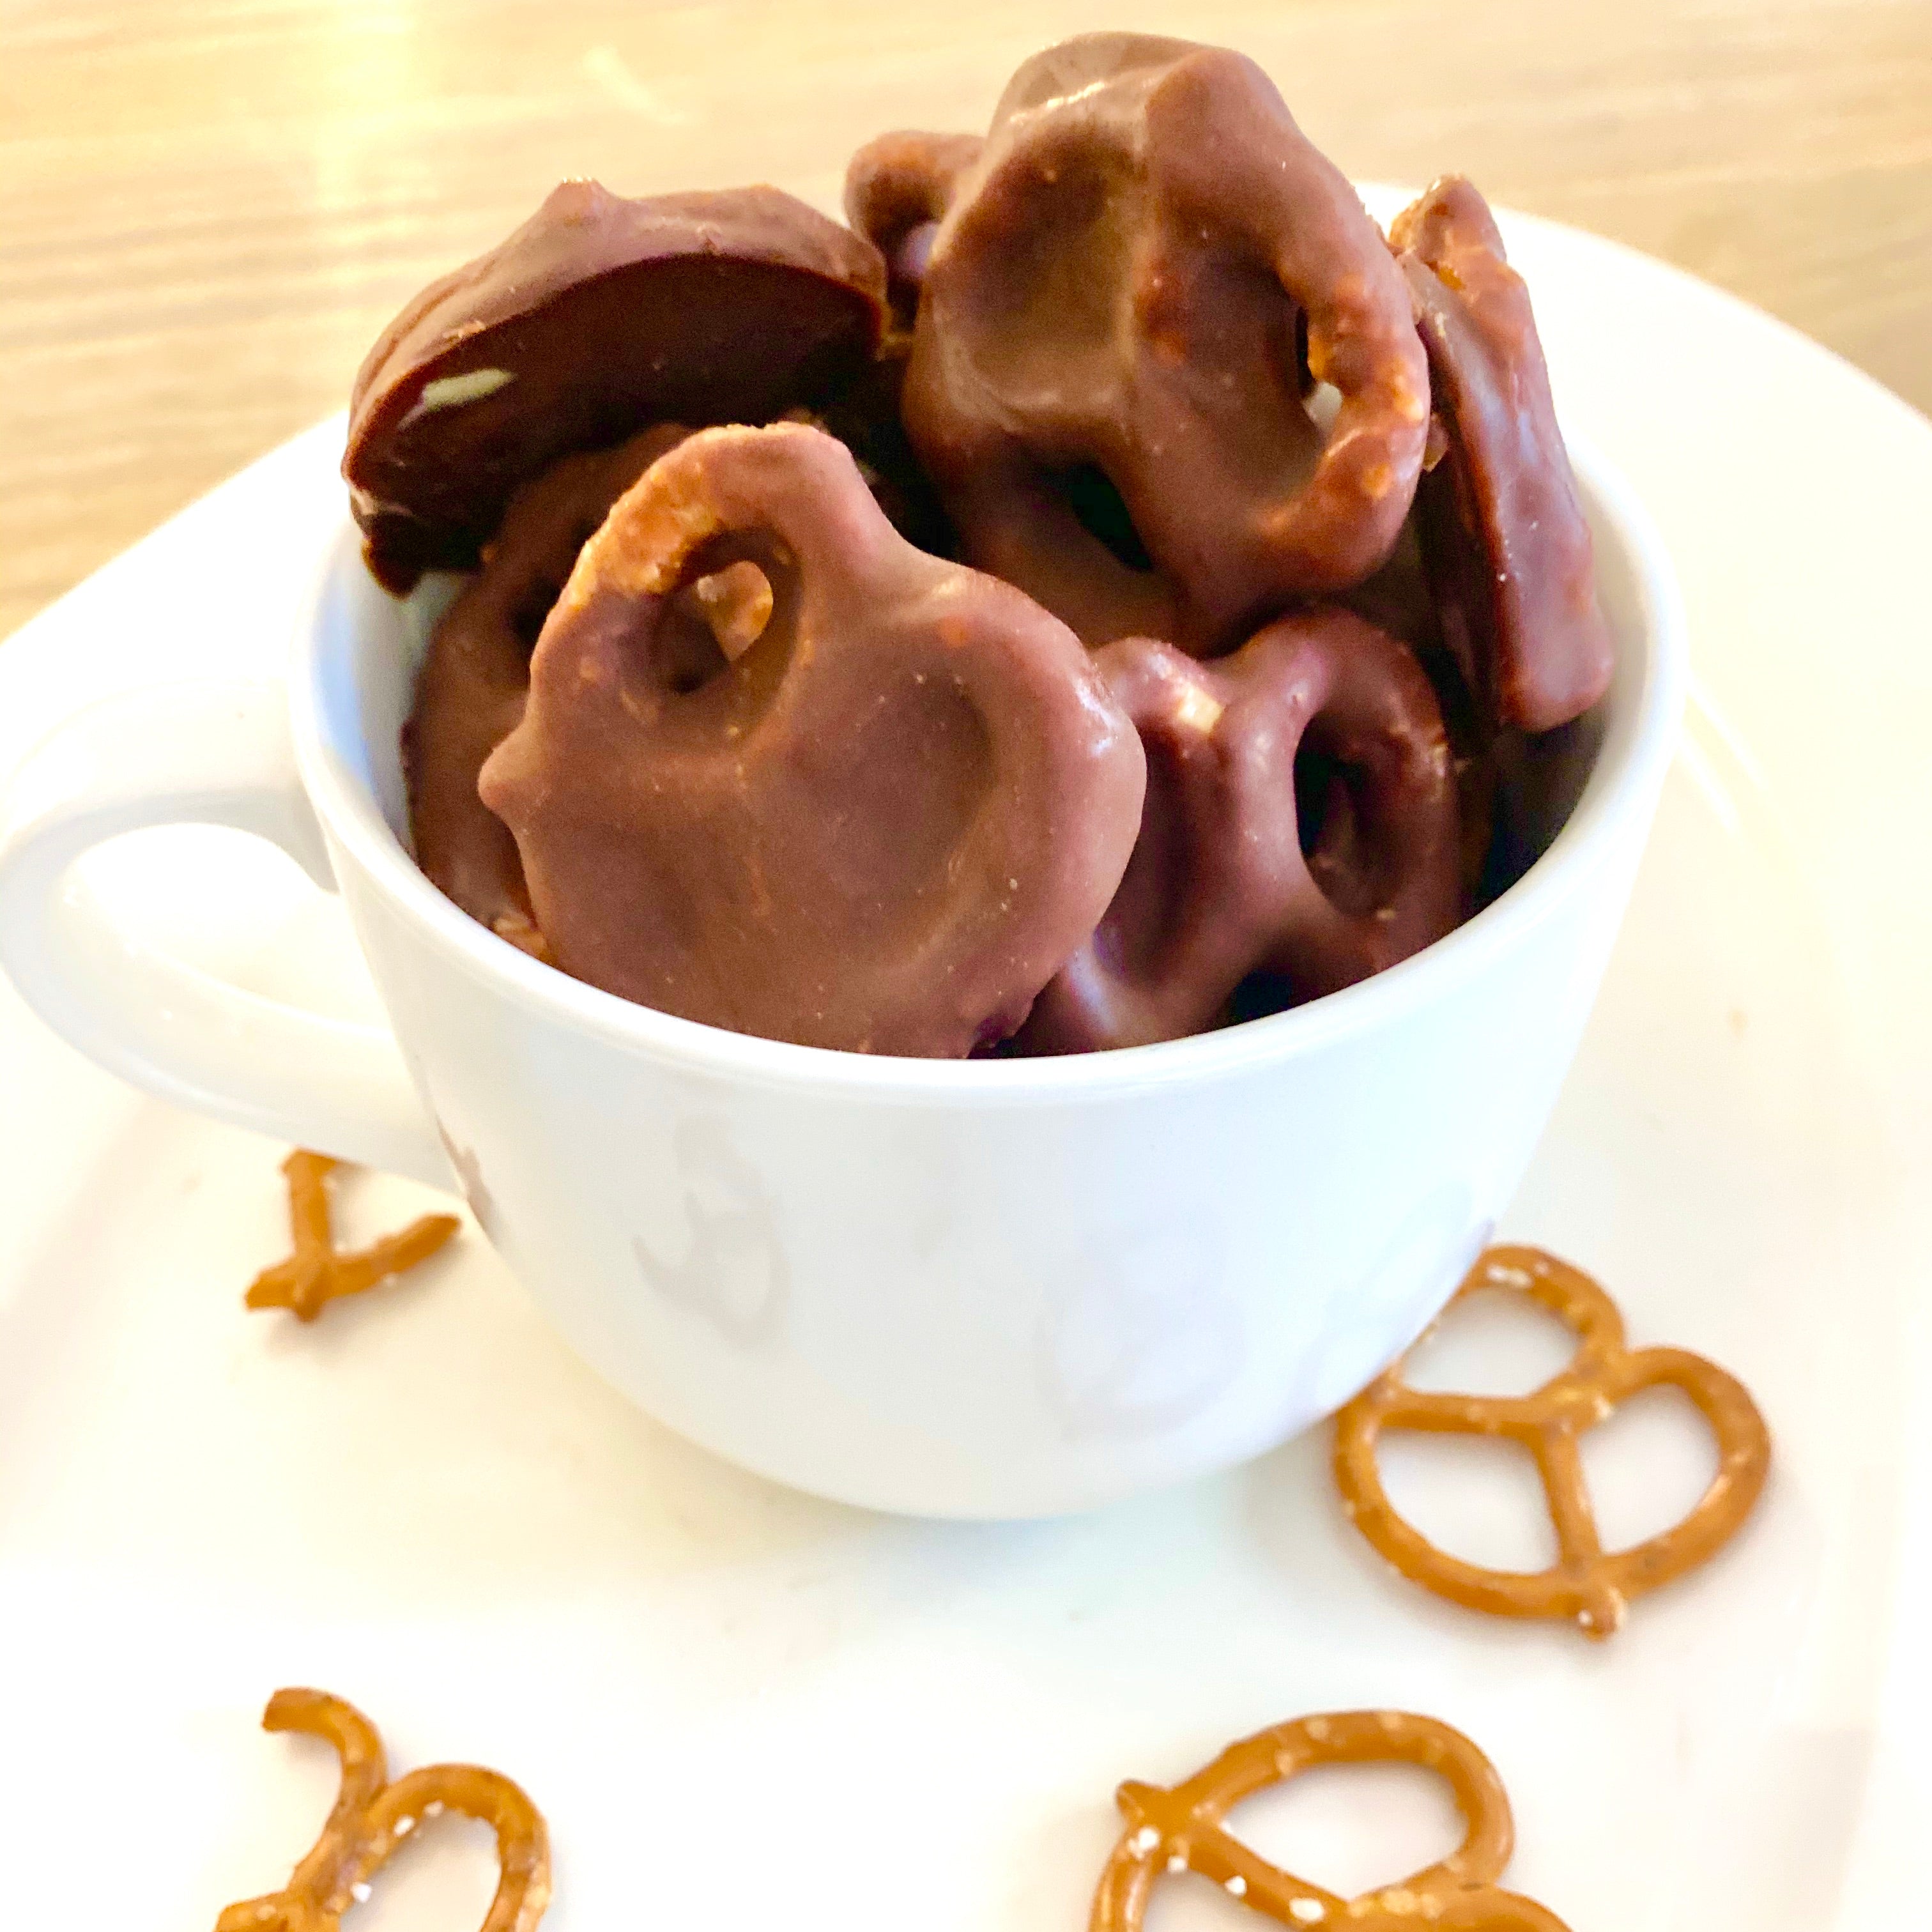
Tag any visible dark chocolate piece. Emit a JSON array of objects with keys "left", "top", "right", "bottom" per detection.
[
  {"left": 1017, "top": 608, "right": 1461, "bottom": 1054},
  {"left": 346, "top": 181, "right": 887, "bottom": 583},
  {"left": 479, "top": 423, "right": 1146, "bottom": 1057},
  {"left": 901, "top": 33, "right": 1429, "bottom": 653},
  {"left": 1392, "top": 176, "right": 1613, "bottom": 733}
]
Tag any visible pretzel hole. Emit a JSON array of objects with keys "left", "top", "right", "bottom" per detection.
[
  {"left": 652, "top": 600, "right": 732, "bottom": 694},
  {"left": 1212, "top": 1761, "right": 1464, "bottom": 1908},
  {"left": 1291, "top": 307, "right": 1314, "bottom": 397},
  {"left": 1223, "top": 971, "right": 1294, "bottom": 1025},
  {"left": 1401, "top": 1287, "right": 1580, "bottom": 1398},
  {"left": 689, "top": 559, "right": 775, "bottom": 659},
  {"left": 1294, "top": 726, "right": 1383, "bottom": 917},
  {"left": 1377, "top": 1430, "right": 1561, "bottom": 1572},
  {"left": 1059, "top": 463, "right": 1153, "bottom": 572},
  {"left": 1255, "top": 298, "right": 1340, "bottom": 474},
  {"left": 891, "top": 219, "right": 940, "bottom": 302},
  {"left": 1577, "top": 1383, "right": 1722, "bottom": 1554},
  {"left": 341, "top": 1808, "right": 501, "bottom": 1929},
  {"left": 509, "top": 578, "right": 567, "bottom": 652},
  {"left": 507, "top": 511, "right": 608, "bottom": 652},
  {"left": 654, "top": 536, "right": 790, "bottom": 696}
]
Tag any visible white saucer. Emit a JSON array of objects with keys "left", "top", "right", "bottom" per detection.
[{"left": 1, "top": 205, "right": 1927, "bottom": 1928}]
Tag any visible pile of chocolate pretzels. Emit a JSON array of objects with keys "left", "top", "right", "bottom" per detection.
[{"left": 349, "top": 32, "right": 1611, "bottom": 1057}]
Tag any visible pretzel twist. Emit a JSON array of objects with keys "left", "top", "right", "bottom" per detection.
[
  {"left": 215, "top": 1689, "right": 550, "bottom": 1932},
  {"left": 1333, "top": 1246, "right": 1771, "bottom": 1637},
  {"left": 1091, "top": 1710, "right": 1570, "bottom": 1931}
]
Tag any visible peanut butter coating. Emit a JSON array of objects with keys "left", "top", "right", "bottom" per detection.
[
  {"left": 1392, "top": 176, "right": 1613, "bottom": 732},
  {"left": 346, "top": 181, "right": 887, "bottom": 582},
  {"left": 1019, "top": 609, "right": 1460, "bottom": 1053},
  {"left": 901, "top": 33, "right": 1429, "bottom": 653},
  {"left": 479, "top": 424, "right": 1146, "bottom": 1057}
]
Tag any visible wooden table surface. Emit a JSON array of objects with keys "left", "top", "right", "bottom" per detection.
[{"left": 3, "top": 0, "right": 1928, "bottom": 641}]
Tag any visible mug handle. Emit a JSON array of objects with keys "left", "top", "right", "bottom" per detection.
[{"left": 0, "top": 677, "right": 451, "bottom": 1186}]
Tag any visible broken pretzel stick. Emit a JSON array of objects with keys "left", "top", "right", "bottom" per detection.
[{"left": 246, "top": 1151, "right": 459, "bottom": 1322}]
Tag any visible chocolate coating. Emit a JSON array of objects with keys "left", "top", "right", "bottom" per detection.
[
  {"left": 808, "top": 350, "right": 956, "bottom": 558},
  {"left": 1018, "top": 609, "right": 1461, "bottom": 1054},
  {"left": 1336, "top": 521, "right": 1500, "bottom": 907},
  {"left": 479, "top": 423, "right": 1147, "bottom": 1056},
  {"left": 346, "top": 181, "right": 887, "bottom": 581},
  {"left": 1392, "top": 176, "right": 1613, "bottom": 733},
  {"left": 901, "top": 33, "right": 1429, "bottom": 653},
  {"left": 403, "top": 425, "right": 689, "bottom": 953},
  {"left": 843, "top": 130, "right": 985, "bottom": 327}
]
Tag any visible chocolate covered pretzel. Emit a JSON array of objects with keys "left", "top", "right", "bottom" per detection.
[
  {"left": 404, "top": 425, "right": 689, "bottom": 949},
  {"left": 479, "top": 422, "right": 1146, "bottom": 1055},
  {"left": 1340, "top": 525, "right": 1501, "bottom": 904},
  {"left": 346, "top": 181, "right": 887, "bottom": 585},
  {"left": 902, "top": 33, "right": 1429, "bottom": 652},
  {"left": 360, "top": 36, "right": 1619, "bottom": 1062},
  {"left": 1019, "top": 609, "right": 1460, "bottom": 1052},
  {"left": 844, "top": 129, "right": 985, "bottom": 328},
  {"left": 1392, "top": 177, "right": 1613, "bottom": 732}
]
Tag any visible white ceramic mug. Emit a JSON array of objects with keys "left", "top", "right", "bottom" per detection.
[{"left": 0, "top": 438, "right": 1683, "bottom": 1517}]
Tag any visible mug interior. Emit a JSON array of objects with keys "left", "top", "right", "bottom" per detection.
[{"left": 298, "top": 436, "right": 1680, "bottom": 1091}]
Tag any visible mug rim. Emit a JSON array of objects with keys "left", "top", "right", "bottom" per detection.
[{"left": 291, "top": 433, "right": 1686, "bottom": 1103}]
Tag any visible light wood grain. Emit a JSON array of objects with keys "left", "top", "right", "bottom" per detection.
[{"left": 3, "top": 0, "right": 1929, "bottom": 640}]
